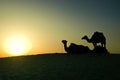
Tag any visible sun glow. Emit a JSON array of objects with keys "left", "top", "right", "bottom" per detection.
[{"left": 3, "top": 35, "right": 32, "bottom": 56}]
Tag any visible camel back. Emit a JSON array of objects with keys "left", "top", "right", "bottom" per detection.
[{"left": 91, "top": 32, "right": 106, "bottom": 43}]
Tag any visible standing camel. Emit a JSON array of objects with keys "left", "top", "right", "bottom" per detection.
[{"left": 82, "top": 31, "right": 106, "bottom": 48}]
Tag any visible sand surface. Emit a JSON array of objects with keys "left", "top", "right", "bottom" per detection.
[{"left": 0, "top": 54, "right": 120, "bottom": 80}]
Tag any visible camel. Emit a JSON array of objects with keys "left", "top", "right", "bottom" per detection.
[
  {"left": 92, "top": 46, "right": 109, "bottom": 55},
  {"left": 82, "top": 31, "right": 106, "bottom": 48},
  {"left": 61, "top": 40, "right": 90, "bottom": 54}
]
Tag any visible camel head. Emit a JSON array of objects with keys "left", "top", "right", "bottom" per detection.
[
  {"left": 61, "top": 40, "right": 69, "bottom": 53},
  {"left": 62, "top": 40, "right": 67, "bottom": 44},
  {"left": 82, "top": 35, "right": 88, "bottom": 40},
  {"left": 82, "top": 35, "right": 91, "bottom": 43}
]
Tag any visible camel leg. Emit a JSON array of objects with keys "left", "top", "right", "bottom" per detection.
[
  {"left": 101, "top": 43, "right": 103, "bottom": 47},
  {"left": 93, "top": 43, "right": 96, "bottom": 48},
  {"left": 104, "top": 43, "right": 106, "bottom": 48},
  {"left": 101, "top": 43, "right": 106, "bottom": 48}
]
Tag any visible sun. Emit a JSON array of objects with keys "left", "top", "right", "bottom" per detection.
[{"left": 3, "top": 35, "right": 32, "bottom": 56}]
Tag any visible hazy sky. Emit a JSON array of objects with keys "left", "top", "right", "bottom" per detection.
[{"left": 0, "top": 0, "right": 120, "bottom": 57}]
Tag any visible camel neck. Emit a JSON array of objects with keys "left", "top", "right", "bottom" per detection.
[
  {"left": 63, "top": 43, "right": 68, "bottom": 52},
  {"left": 86, "top": 37, "right": 91, "bottom": 43}
]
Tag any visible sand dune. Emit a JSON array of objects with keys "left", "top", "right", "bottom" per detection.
[{"left": 0, "top": 54, "right": 120, "bottom": 80}]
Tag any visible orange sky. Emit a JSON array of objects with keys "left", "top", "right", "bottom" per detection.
[{"left": 0, "top": 0, "right": 120, "bottom": 57}]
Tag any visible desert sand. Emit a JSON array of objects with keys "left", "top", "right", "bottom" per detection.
[{"left": 0, "top": 53, "right": 119, "bottom": 80}]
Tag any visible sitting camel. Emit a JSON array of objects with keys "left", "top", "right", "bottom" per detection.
[
  {"left": 82, "top": 31, "right": 106, "bottom": 48},
  {"left": 92, "top": 46, "right": 109, "bottom": 55},
  {"left": 61, "top": 40, "right": 90, "bottom": 54}
]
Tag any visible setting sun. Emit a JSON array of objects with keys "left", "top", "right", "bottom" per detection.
[{"left": 3, "top": 35, "right": 32, "bottom": 56}]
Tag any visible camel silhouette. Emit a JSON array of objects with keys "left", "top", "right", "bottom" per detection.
[
  {"left": 61, "top": 40, "right": 90, "bottom": 54},
  {"left": 92, "top": 46, "right": 109, "bottom": 55},
  {"left": 82, "top": 31, "right": 106, "bottom": 48}
]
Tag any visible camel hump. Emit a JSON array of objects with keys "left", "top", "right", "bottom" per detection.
[{"left": 91, "top": 31, "right": 105, "bottom": 41}]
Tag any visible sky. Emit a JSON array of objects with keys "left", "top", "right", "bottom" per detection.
[{"left": 0, "top": 0, "right": 120, "bottom": 57}]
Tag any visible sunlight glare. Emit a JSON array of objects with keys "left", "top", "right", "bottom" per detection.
[{"left": 3, "top": 35, "right": 32, "bottom": 56}]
